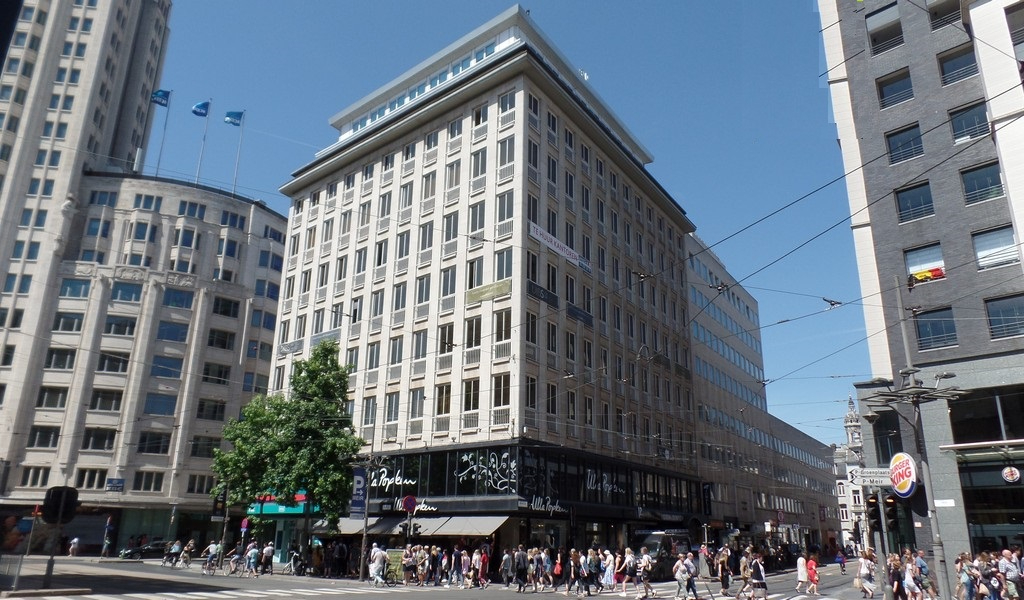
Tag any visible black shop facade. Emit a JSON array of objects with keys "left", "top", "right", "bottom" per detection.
[{"left": 339, "top": 441, "right": 705, "bottom": 552}]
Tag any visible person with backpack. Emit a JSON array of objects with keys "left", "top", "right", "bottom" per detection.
[{"left": 736, "top": 547, "right": 753, "bottom": 599}]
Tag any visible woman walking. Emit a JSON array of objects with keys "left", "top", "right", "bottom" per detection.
[
  {"left": 796, "top": 552, "right": 808, "bottom": 593},
  {"left": 860, "top": 549, "right": 878, "bottom": 599},
  {"left": 807, "top": 553, "right": 820, "bottom": 595}
]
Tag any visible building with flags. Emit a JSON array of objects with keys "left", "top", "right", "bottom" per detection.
[
  {"left": 819, "top": 0, "right": 1024, "bottom": 593},
  {"left": 0, "top": 1, "right": 286, "bottom": 553},
  {"left": 276, "top": 5, "right": 838, "bottom": 555}
]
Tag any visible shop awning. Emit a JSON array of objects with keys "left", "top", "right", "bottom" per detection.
[
  {"left": 410, "top": 516, "right": 451, "bottom": 536},
  {"left": 337, "top": 517, "right": 377, "bottom": 535},
  {"left": 431, "top": 515, "right": 509, "bottom": 536},
  {"left": 368, "top": 517, "right": 406, "bottom": 535}
]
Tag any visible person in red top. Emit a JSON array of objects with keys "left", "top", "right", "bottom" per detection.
[
  {"left": 807, "top": 554, "right": 821, "bottom": 595},
  {"left": 479, "top": 548, "right": 490, "bottom": 588}
]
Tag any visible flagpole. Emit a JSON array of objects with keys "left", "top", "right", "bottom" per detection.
[
  {"left": 154, "top": 91, "right": 171, "bottom": 178},
  {"left": 231, "top": 111, "right": 246, "bottom": 195},
  {"left": 195, "top": 98, "right": 211, "bottom": 185}
]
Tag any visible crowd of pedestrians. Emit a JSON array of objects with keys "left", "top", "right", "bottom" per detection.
[
  {"left": 853, "top": 544, "right": 1024, "bottom": 600},
  {"left": 355, "top": 540, "right": 780, "bottom": 600}
]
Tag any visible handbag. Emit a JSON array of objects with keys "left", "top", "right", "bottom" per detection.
[
  {"left": 554, "top": 562, "right": 563, "bottom": 576},
  {"left": 854, "top": 576, "right": 863, "bottom": 590}
]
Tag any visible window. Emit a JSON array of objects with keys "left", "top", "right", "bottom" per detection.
[
  {"left": 134, "top": 194, "right": 162, "bottom": 211},
  {"left": 202, "top": 363, "right": 231, "bottom": 385},
  {"left": 974, "top": 226, "right": 1018, "bottom": 270},
  {"left": 422, "top": 172, "right": 436, "bottom": 199},
  {"left": 111, "top": 282, "right": 143, "bottom": 302},
  {"left": 143, "top": 393, "right": 177, "bottom": 416},
  {"left": 877, "top": 68, "right": 913, "bottom": 109},
  {"left": 163, "top": 288, "right": 194, "bottom": 309},
  {"left": 132, "top": 471, "right": 164, "bottom": 492},
  {"left": 438, "top": 323, "right": 455, "bottom": 354},
  {"left": 218, "top": 210, "right": 246, "bottom": 232},
  {"left": 915, "top": 307, "right": 957, "bottom": 350},
  {"left": 467, "top": 257, "right": 484, "bottom": 289},
  {"left": 104, "top": 316, "right": 136, "bottom": 336},
  {"left": 90, "top": 389, "right": 122, "bottom": 411},
  {"left": 138, "top": 432, "right": 172, "bottom": 454},
  {"left": 197, "top": 398, "right": 226, "bottom": 421},
  {"left": 416, "top": 275, "right": 431, "bottom": 304},
  {"left": 963, "top": 162, "right": 1004, "bottom": 204},
  {"left": 59, "top": 278, "right": 90, "bottom": 298},
  {"left": 35, "top": 387, "right": 68, "bottom": 409},
  {"left": 45, "top": 349, "right": 75, "bottom": 370},
  {"left": 886, "top": 124, "right": 923, "bottom": 164},
  {"left": 895, "top": 182, "right": 933, "bottom": 222},
  {"left": 987, "top": 294, "right": 1024, "bottom": 339},
  {"left": 950, "top": 103, "right": 988, "bottom": 142},
  {"left": 187, "top": 474, "right": 216, "bottom": 495},
  {"left": 448, "top": 118, "right": 463, "bottom": 139},
  {"left": 19, "top": 465, "right": 53, "bottom": 488},
  {"left": 443, "top": 212, "right": 459, "bottom": 242},
  {"left": 939, "top": 44, "right": 978, "bottom": 86},
  {"left": 905, "top": 243, "right": 945, "bottom": 283},
  {"left": 97, "top": 351, "right": 130, "bottom": 373},
  {"left": 77, "top": 468, "right": 108, "bottom": 490},
  {"left": 53, "top": 312, "right": 84, "bottom": 332},
  {"left": 1, "top": 344, "right": 12, "bottom": 366},
  {"left": 27, "top": 426, "right": 60, "bottom": 448},
  {"left": 495, "top": 308, "right": 512, "bottom": 342},
  {"left": 147, "top": 356, "right": 181, "bottom": 379},
  {"left": 191, "top": 436, "right": 220, "bottom": 458},
  {"left": 495, "top": 248, "right": 513, "bottom": 280},
  {"left": 493, "top": 373, "right": 511, "bottom": 407},
  {"left": 867, "top": 2, "right": 904, "bottom": 55},
  {"left": 497, "top": 191, "right": 513, "bottom": 222},
  {"left": 212, "top": 297, "right": 240, "bottom": 318},
  {"left": 463, "top": 379, "right": 480, "bottom": 412},
  {"left": 445, "top": 160, "right": 461, "bottom": 190},
  {"left": 81, "top": 428, "right": 116, "bottom": 451},
  {"left": 86, "top": 218, "right": 111, "bottom": 238}
]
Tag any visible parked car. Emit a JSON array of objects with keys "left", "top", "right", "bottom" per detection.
[{"left": 120, "top": 538, "right": 166, "bottom": 560}]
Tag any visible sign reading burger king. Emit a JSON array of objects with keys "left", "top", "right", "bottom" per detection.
[{"left": 889, "top": 452, "right": 918, "bottom": 499}]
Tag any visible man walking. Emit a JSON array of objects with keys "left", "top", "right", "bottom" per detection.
[{"left": 514, "top": 544, "right": 529, "bottom": 593}]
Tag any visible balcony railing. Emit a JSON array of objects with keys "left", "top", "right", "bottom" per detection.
[
  {"left": 941, "top": 63, "right": 978, "bottom": 86},
  {"left": 898, "top": 203, "right": 934, "bottom": 223},
  {"left": 871, "top": 33, "right": 904, "bottom": 56},
  {"left": 931, "top": 10, "right": 961, "bottom": 30},
  {"left": 965, "top": 183, "right": 1005, "bottom": 205},
  {"left": 879, "top": 87, "right": 913, "bottom": 109}
]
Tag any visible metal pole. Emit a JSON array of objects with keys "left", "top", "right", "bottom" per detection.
[{"left": 913, "top": 398, "right": 949, "bottom": 600}]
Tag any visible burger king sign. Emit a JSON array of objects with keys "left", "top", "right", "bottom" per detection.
[{"left": 889, "top": 452, "right": 918, "bottom": 499}]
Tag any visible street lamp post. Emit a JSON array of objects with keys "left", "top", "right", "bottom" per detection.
[{"left": 864, "top": 371, "right": 963, "bottom": 600}]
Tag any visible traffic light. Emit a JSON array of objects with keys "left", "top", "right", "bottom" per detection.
[
  {"left": 866, "top": 493, "right": 881, "bottom": 532},
  {"left": 884, "top": 494, "right": 899, "bottom": 530},
  {"left": 412, "top": 523, "right": 422, "bottom": 536},
  {"left": 398, "top": 521, "right": 409, "bottom": 535},
  {"left": 42, "top": 486, "right": 79, "bottom": 525}
]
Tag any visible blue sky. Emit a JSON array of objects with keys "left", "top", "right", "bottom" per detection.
[{"left": 145, "top": 0, "right": 867, "bottom": 447}]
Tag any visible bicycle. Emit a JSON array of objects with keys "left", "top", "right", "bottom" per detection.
[
  {"left": 281, "top": 551, "right": 301, "bottom": 576},
  {"left": 178, "top": 551, "right": 192, "bottom": 569},
  {"left": 201, "top": 557, "right": 218, "bottom": 576}
]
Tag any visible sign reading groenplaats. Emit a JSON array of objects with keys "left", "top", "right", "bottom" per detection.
[{"left": 889, "top": 452, "right": 918, "bottom": 499}]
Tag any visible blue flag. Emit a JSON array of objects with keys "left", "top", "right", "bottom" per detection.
[
  {"left": 192, "top": 101, "right": 210, "bottom": 117},
  {"left": 150, "top": 89, "right": 170, "bottom": 107},
  {"left": 224, "top": 111, "right": 243, "bottom": 126}
]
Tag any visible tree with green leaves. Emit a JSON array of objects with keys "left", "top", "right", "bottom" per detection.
[{"left": 212, "top": 340, "right": 363, "bottom": 543}]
